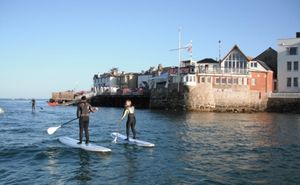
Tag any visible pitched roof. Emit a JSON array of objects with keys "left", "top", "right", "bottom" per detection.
[
  {"left": 197, "top": 58, "right": 219, "bottom": 64},
  {"left": 254, "top": 47, "right": 277, "bottom": 78},
  {"left": 221, "top": 45, "right": 249, "bottom": 63},
  {"left": 256, "top": 59, "right": 272, "bottom": 71}
]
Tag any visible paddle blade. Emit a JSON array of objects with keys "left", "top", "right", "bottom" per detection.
[{"left": 47, "top": 126, "right": 60, "bottom": 135}]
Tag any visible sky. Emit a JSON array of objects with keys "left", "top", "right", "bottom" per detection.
[{"left": 0, "top": 0, "right": 299, "bottom": 99}]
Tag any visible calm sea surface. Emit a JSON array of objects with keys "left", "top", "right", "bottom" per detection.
[{"left": 0, "top": 99, "right": 300, "bottom": 185}]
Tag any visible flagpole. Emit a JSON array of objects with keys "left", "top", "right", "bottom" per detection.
[
  {"left": 178, "top": 27, "right": 181, "bottom": 92},
  {"left": 190, "top": 40, "right": 193, "bottom": 61}
]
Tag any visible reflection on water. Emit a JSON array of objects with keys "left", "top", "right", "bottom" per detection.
[
  {"left": 45, "top": 148, "right": 59, "bottom": 175},
  {"left": 123, "top": 147, "right": 139, "bottom": 184},
  {"left": 0, "top": 100, "right": 300, "bottom": 185},
  {"left": 75, "top": 150, "right": 92, "bottom": 183},
  {"left": 176, "top": 112, "right": 300, "bottom": 184}
]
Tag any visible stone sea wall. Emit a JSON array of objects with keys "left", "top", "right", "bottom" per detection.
[
  {"left": 266, "top": 97, "right": 300, "bottom": 113},
  {"left": 150, "top": 83, "right": 268, "bottom": 112}
]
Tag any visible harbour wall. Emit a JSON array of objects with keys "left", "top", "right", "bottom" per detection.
[
  {"left": 150, "top": 83, "right": 268, "bottom": 112},
  {"left": 90, "top": 87, "right": 300, "bottom": 113},
  {"left": 266, "top": 97, "right": 300, "bottom": 113},
  {"left": 91, "top": 95, "right": 150, "bottom": 108}
]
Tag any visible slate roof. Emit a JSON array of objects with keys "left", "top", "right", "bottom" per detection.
[
  {"left": 254, "top": 47, "right": 277, "bottom": 78},
  {"left": 197, "top": 58, "right": 219, "bottom": 64}
]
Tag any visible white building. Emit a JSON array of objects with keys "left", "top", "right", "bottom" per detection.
[
  {"left": 138, "top": 74, "right": 153, "bottom": 88},
  {"left": 197, "top": 58, "right": 219, "bottom": 73},
  {"left": 277, "top": 33, "right": 300, "bottom": 92},
  {"left": 93, "top": 73, "right": 118, "bottom": 94}
]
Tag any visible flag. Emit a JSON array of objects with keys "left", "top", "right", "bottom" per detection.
[{"left": 186, "top": 40, "right": 192, "bottom": 53}]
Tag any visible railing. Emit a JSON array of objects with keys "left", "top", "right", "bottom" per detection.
[
  {"left": 197, "top": 67, "right": 249, "bottom": 75},
  {"left": 269, "top": 93, "right": 300, "bottom": 98}
]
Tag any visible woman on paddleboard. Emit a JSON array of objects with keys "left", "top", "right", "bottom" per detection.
[
  {"left": 77, "top": 96, "right": 95, "bottom": 145},
  {"left": 121, "top": 100, "right": 136, "bottom": 140}
]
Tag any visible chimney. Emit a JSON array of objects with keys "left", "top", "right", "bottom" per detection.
[{"left": 297, "top": 32, "right": 300, "bottom": 38}]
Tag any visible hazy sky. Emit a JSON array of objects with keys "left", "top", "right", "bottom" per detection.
[{"left": 0, "top": 0, "right": 299, "bottom": 98}]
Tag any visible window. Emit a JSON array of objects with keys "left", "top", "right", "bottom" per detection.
[
  {"left": 294, "top": 77, "right": 298, "bottom": 87},
  {"left": 251, "top": 78, "right": 256, "bottom": 86},
  {"left": 213, "top": 65, "right": 217, "bottom": 71},
  {"left": 222, "top": 77, "right": 226, "bottom": 84},
  {"left": 228, "top": 78, "right": 232, "bottom": 84},
  {"left": 251, "top": 63, "right": 253, "bottom": 67},
  {"left": 207, "top": 77, "right": 211, "bottom": 83},
  {"left": 225, "top": 61, "right": 228, "bottom": 68},
  {"left": 233, "top": 78, "right": 238, "bottom": 84},
  {"left": 287, "top": 78, "right": 292, "bottom": 87},
  {"left": 254, "top": 63, "right": 257, "bottom": 67},
  {"left": 229, "top": 61, "right": 232, "bottom": 68},
  {"left": 294, "top": 61, "right": 299, "bottom": 71},
  {"left": 287, "top": 61, "right": 292, "bottom": 71},
  {"left": 185, "top": 76, "right": 188, "bottom": 82},
  {"left": 287, "top": 47, "right": 298, "bottom": 55},
  {"left": 216, "top": 77, "right": 220, "bottom": 84},
  {"left": 201, "top": 77, "right": 205, "bottom": 83},
  {"left": 197, "top": 76, "right": 200, "bottom": 83}
]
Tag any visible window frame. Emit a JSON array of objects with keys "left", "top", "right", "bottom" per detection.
[
  {"left": 287, "top": 61, "right": 292, "bottom": 71},
  {"left": 294, "top": 61, "right": 299, "bottom": 71},
  {"left": 287, "top": 77, "right": 292, "bottom": 88},
  {"left": 294, "top": 77, "right": 298, "bottom": 87}
]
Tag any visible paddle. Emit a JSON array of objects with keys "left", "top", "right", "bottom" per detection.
[{"left": 47, "top": 118, "right": 79, "bottom": 135}]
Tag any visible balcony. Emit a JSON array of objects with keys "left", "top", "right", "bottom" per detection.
[{"left": 197, "top": 67, "right": 249, "bottom": 75}]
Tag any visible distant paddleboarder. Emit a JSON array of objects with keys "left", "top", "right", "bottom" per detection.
[
  {"left": 121, "top": 100, "right": 136, "bottom": 140},
  {"left": 76, "top": 96, "right": 95, "bottom": 145},
  {"left": 31, "top": 99, "right": 36, "bottom": 111}
]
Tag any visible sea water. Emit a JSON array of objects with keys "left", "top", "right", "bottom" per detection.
[{"left": 0, "top": 99, "right": 300, "bottom": 185}]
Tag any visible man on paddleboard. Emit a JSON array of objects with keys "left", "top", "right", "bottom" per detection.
[
  {"left": 31, "top": 99, "right": 36, "bottom": 111},
  {"left": 77, "top": 96, "right": 94, "bottom": 145},
  {"left": 121, "top": 100, "right": 136, "bottom": 140}
]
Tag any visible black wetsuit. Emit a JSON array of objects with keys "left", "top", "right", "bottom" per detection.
[
  {"left": 126, "top": 112, "right": 136, "bottom": 139},
  {"left": 32, "top": 99, "right": 36, "bottom": 111},
  {"left": 77, "top": 101, "right": 93, "bottom": 144}
]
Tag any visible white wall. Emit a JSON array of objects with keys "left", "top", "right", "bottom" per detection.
[
  {"left": 249, "top": 60, "right": 267, "bottom": 71},
  {"left": 277, "top": 38, "right": 300, "bottom": 92}
]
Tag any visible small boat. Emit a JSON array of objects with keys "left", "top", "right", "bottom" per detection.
[{"left": 47, "top": 102, "right": 59, "bottom": 106}]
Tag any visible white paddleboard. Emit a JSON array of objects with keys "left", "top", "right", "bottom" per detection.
[
  {"left": 111, "top": 132, "right": 155, "bottom": 147},
  {"left": 58, "top": 136, "right": 111, "bottom": 153}
]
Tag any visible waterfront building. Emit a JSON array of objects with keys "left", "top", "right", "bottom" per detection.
[
  {"left": 255, "top": 47, "right": 278, "bottom": 91},
  {"left": 117, "top": 73, "right": 138, "bottom": 89},
  {"left": 93, "top": 73, "right": 118, "bottom": 94},
  {"left": 197, "top": 58, "right": 219, "bottom": 73},
  {"left": 277, "top": 32, "right": 300, "bottom": 92},
  {"left": 150, "top": 44, "right": 274, "bottom": 112},
  {"left": 249, "top": 59, "right": 274, "bottom": 95},
  {"left": 220, "top": 45, "right": 249, "bottom": 74},
  {"left": 93, "top": 68, "right": 120, "bottom": 94},
  {"left": 181, "top": 60, "right": 197, "bottom": 67},
  {"left": 138, "top": 73, "right": 153, "bottom": 88}
]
